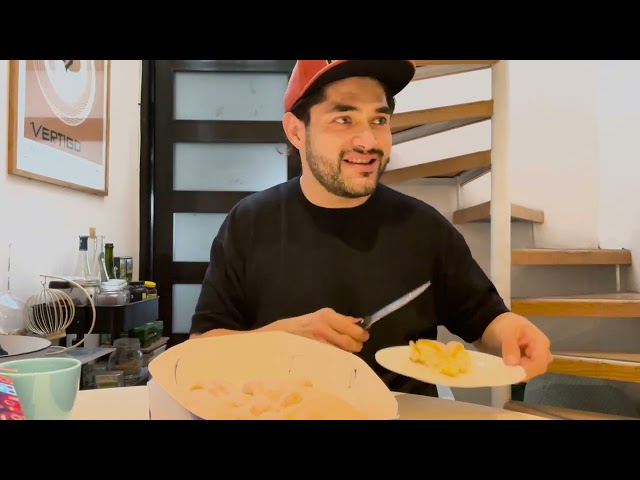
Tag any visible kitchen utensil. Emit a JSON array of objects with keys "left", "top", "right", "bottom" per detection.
[
  {"left": 358, "top": 281, "right": 431, "bottom": 330},
  {"left": 0, "top": 335, "right": 51, "bottom": 360},
  {"left": 24, "top": 284, "right": 75, "bottom": 341},
  {"left": 23, "top": 275, "right": 96, "bottom": 355}
]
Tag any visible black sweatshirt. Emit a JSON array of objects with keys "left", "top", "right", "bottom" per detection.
[{"left": 190, "top": 177, "right": 509, "bottom": 397}]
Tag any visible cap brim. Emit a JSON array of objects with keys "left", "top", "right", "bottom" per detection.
[{"left": 300, "top": 60, "right": 415, "bottom": 104}]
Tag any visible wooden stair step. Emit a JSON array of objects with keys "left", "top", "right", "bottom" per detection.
[
  {"left": 453, "top": 201, "right": 545, "bottom": 224},
  {"left": 511, "top": 292, "right": 640, "bottom": 317},
  {"left": 512, "top": 248, "right": 632, "bottom": 266},
  {"left": 503, "top": 400, "right": 638, "bottom": 420},
  {"left": 380, "top": 150, "right": 491, "bottom": 186},
  {"left": 411, "top": 60, "right": 499, "bottom": 81},
  {"left": 549, "top": 351, "right": 640, "bottom": 383},
  {"left": 392, "top": 100, "right": 493, "bottom": 145}
]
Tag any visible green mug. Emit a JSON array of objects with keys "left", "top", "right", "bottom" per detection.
[{"left": 1, "top": 357, "right": 82, "bottom": 420}]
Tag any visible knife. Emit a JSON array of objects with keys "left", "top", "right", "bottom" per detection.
[{"left": 357, "top": 281, "right": 431, "bottom": 330}]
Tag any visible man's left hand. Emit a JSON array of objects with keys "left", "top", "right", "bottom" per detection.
[{"left": 479, "top": 312, "right": 553, "bottom": 381}]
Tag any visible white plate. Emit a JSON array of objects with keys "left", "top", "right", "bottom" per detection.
[
  {"left": 0, "top": 335, "right": 51, "bottom": 360},
  {"left": 375, "top": 345, "right": 526, "bottom": 388}
]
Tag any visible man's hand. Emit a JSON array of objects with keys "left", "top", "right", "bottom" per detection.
[
  {"left": 477, "top": 312, "right": 553, "bottom": 381},
  {"left": 276, "top": 308, "right": 370, "bottom": 353},
  {"left": 189, "top": 308, "right": 370, "bottom": 352}
]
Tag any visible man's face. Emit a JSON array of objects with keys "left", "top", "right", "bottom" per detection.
[{"left": 303, "top": 77, "right": 393, "bottom": 199}]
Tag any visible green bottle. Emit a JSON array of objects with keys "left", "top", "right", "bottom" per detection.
[{"left": 105, "top": 243, "right": 114, "bottom": 280}]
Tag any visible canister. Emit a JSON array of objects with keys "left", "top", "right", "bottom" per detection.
[
  {"left": 128, "top": 281, "right": 147, "bottom": 302},
  {"left": 144, "top": 281, "right": 157, "bottom": 298}
]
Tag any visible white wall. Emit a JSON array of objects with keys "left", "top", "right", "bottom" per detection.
[
  {"left": 0, "top": 60, "right": 142, "bottom": 309},
  {"left": 597, "top": 60, "right": 640, "bottom": 292},
  {"left": 388, "top": 61, "right": 640, "bottom": 407}
]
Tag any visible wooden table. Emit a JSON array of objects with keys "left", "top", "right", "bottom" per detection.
[{"left": 70, "top": 386, "right": 546, "bottom": 420}]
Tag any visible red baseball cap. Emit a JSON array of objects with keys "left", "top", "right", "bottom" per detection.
[{"left": 284, "top": 60, "right": 416, "bottom": 112}]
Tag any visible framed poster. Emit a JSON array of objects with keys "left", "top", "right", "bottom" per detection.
[{"left": 8, "top": 60, "right": 111, "bottom": 196}]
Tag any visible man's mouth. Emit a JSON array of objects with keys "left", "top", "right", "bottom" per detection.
[{"left": 343, "top": 155, "right": 378, "bottom": 165}]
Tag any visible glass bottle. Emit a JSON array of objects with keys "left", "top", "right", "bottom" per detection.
[
  {"left": 88, "top": 228, "right": 98, "bottom": 275},
  {"left": 104, "top": 243, "right": 114, "bottom": 280},
  {"left": 73, "top": 235, "right": 92, "bottom": 280},
  {"left": 90, "top": 235, "right": 109, "bottom": 283}
]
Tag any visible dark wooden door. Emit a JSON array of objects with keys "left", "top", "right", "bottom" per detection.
[{"left": 139, "top": 60, "right": 298, "bottom": 346}]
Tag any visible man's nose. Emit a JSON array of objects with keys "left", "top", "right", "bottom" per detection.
[{"left": 352, "top": 126, "right": 377, "bottom": 151}]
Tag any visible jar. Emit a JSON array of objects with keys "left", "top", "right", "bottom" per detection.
[
  {"left": 108, "top": 337, "right": 143, "bottom": 386},
  {"left": 48, "top": 280, "right": 72, "bottom": 299},
  {"left": 72, "top": 278, "right": 101, "bottom": 306},
  {"left": 96, "top": 280, "right": 129, "bottom": 306},
  {"left": 128, "top": 281, "right": 147, "bottom": 302},
  {"left": 144, "top": 281, "right": 157, "bottom": 298}
]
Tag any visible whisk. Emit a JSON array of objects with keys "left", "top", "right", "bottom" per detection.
[{"left": 23, "top": 275, "right": 96, "bottom": 355}]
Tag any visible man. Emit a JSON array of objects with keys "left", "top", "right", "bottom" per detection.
[{"left": 190, "top": 60, "right": 552, "bottom": 397}]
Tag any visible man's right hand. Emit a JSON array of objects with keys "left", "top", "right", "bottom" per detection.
[{"left": 277, "top": 308, "right": 370, "bottom": 353}]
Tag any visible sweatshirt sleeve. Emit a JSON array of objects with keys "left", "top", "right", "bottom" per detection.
[{"left": 434, "top": 222, "right": 510, "bottom": 344}]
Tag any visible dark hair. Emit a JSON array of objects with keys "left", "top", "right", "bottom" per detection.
[{"left": 285, "top": 81, "right": 397, "bottom": 160}]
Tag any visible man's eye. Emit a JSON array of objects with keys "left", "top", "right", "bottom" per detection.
[
  {"left": 336, "top": 116, "right": 351, "bottom": 124},
  {"left": 374, "top": 117, "right": 389, "bottom": 125}
]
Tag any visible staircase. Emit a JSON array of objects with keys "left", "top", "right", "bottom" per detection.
[{"left": 384, "top": 60, "right": 640, "bottom": 418}]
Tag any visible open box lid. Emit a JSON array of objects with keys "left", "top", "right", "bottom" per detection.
[{"left": 147, "top": 331, "right": 398, "bottom": 420}]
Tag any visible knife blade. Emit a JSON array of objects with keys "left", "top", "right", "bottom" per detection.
[{"left": 358, "top": 281, "right": 431, "bottom": 330}]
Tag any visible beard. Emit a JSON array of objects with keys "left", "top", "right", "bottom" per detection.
[{"left": 304, "top": 135, "right": 389, "bottom": 199}]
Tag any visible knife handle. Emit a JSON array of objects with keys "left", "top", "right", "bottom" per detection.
[{"left": 357, "top": 316, "right": 372, "bottom": 330}]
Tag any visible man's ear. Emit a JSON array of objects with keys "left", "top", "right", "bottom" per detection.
[{"left": 282, "top": 112, "right": 303, "bottom": 150}]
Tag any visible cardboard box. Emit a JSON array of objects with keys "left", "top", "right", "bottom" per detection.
[{"left": 147, "top": 331, "right": 398, "bottom": 420}]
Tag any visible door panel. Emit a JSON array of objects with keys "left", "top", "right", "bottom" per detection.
[
  {"left": 173, "top": 142, "right": 288, "bottom": 192},
  {"left": 174, "top": 70, "right": 289, "bottom": 121},
  {"left": 173, "top": 212, "right": 227, "bottom": 262},
  {"left": 172, "top": 284, "right": 203, "bottom": 334}
]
